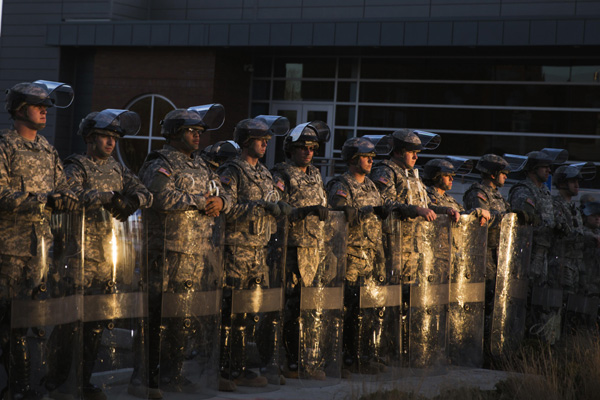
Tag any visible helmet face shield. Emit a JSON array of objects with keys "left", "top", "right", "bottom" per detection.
[
  {"left": 255, "top": 115, "right": 290, "bottom": 136},
  {"left": 361, "top": 135, "right": 394, "bottom": 156},
  {"left": 414, "top": 130, "right": 441, "bottom": 150},
  {"left": 541, "top": 148, "right": 569, "bottom": 165},
  {"left": 288, "top": 121, "right": 330, "bottom": 145},
  {"left": 583, "top": 201, "right": 600, "bottom": 216},
  {"left": 187, "top": 103, "right": 225, "bottom": 131},
  {"left": 446, "top": 156, "right": 473, "bottom": 175},
  {"left": 79, "top": 109, "right": 141, "bottom": 138},
  {"left": 33, "top": 80, "right": 74, "bottom": 108},
  {"left": 570, "top": 162, "right": 597, "bottom": 181},
  {"left": 502, "top": 154, "right": 529, "bottom": 173}
]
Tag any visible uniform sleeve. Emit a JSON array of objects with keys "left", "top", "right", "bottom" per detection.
[
  {"left": 64, "top": 159, "right": 102, "bottom": 208},
  {"left": 121, "top": 165, "right": 153, "bottom": 209},
  {"left": 463, "top": 187, "right": 501, "bottom": 226},
  {"left": 271, "top": 170, "right": 289, "bottom": 203},
  {"left": 0, "top": 141, "right": 46, "bottom": 211},
  {"left": 326, "top": 180, "right": 350, "bottom": 209},
  {"left": 509, "top": 186, "right": 536, "bottom": 214},
  {"left": 218, "top": 164, "right": 264, "bottom": 221},
  {"left": 141, "top": 158, "right": 205, "bottom": 212},
  {"left": 207, "top": 167, "right": 232, "bottom": 213}
]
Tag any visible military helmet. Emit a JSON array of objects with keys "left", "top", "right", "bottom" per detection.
[
  {"left": 283, "top": 120, "right": 330, "bottom": 155},
  {"left": 583, "top": 201, "right": 600, "bottom": 216},
  {"left": 203, "top": 140, "right": 241, "bottom": 168},
  {"left": 422, "top": 159, "right": 456, "bottom": 181},
  {"left": 525, "top": 151, "right": 554, "bottom": 170},
  {"left": 476, "top": 154, "right": 510, "bottom": 175},
  {"left": 78, "top": 109, "right": 141, "bottom": 139},
  {"left": 391, "top": 129, "right": 423, "bottom": 151},
  {"left": 5, "top": 80, "right": 74, "bottom": 116},
  {"left": 553, "top": 165, "right": 582, "bottom": 187},
  {"left": 341, "top": 137, "right": 376, "bottom": 162},
  {"left": 234, "top": 115, "right": 289, "bottom": 146},
  {"left": 160, "top": 104, "right": 225, "bottom": 139}
]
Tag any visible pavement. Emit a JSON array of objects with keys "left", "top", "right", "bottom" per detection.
[{"left": 97, "top": 366, "right": 512, "bottom": 400}]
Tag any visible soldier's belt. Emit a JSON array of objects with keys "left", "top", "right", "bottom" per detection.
[
  {"left": 410, "top": 283, "right": 449, "bottom": 308},
  {"left": 162, "top": 290, "right": 222, "bottom": 318},
  {"left": 359, "top": 285, "right": 401, "bottom": 309},
  {"left": 12, "top": 295, "right": 82, "bottom": 328},
  {"left": 530, "top": 286, "right": 563, "bottom": 309},
  {"left": 231, "top": 287, "right": 283, "bottom": 314},
  {"left": 84, "top": 293, "right": 146, "bottom": 322},
  {"left": 449, "top": 282, "right": 485, "bottom": 303},
  {"left": 566, "top": 293, "right": 600, "bottom": 316},
  {"left": 301, "top": 287, "right": 343, "bottom": 310}
]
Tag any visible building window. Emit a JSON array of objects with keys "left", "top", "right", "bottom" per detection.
[{"left": 116, "top": 94, "right": 176, "bottom": 173}]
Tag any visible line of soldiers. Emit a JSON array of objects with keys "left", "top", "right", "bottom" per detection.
[{"left": 1, "top": 80, "right": 599, "bottom": 400}]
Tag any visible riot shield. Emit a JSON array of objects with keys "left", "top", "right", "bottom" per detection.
[
  {"left": 297, "top": 210, "right": 346, "bottom": 386},
  {"left": 159, "top": 210, "right": 224, "bottom": 397},
  {"left": 7, "top": 210, "right": 83, "bottom": 399},
  {"left": 73, "top": 209, "right": 148, "bottom": 399},
  {"left": 448, "top": 214, "right": 487, "bottom": 368},
  {"left": 407, "top": 215, "right": 451, "bottom": 369},
  {"left": 222, "top": 214, "right": 287, "bottom": 393},
  {"left": 490, "top": 213, "right": 533, "bottom": 358},
  {"left": 563, "top": 293, "right": 599, "bottom": 334}
]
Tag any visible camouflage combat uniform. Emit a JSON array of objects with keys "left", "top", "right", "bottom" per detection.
[
  {"left": 64, "top": 154, "right": 152, "bottom": 286},
  {"left": 326, "top": 172, "right": 385, "bottom": 368},
  {"left": 508, "top": 178, "right": 555, "bottom": 284},
  {"left": 272, "top": 161, "right": 327, "bottom": 372},
  {"left": 582, "top": 225, "right": 600, "bottom": 297},
  {"left": 0, "top": 128, "right": 74, "bottom": 394},
  {"left": 550, "top": 195, "right": 584, "bottom": 293},
  {"left": 138, "top": 144, "right": 230, "bottom": 385},
  {"left": 426, "top": 186, "right": 464, "bottom": 211}
]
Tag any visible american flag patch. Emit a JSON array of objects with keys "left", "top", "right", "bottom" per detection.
[
  {"left": 275, "top": 179, "right": 285, "bottom": 192},
  {"left": 157, "top": 167, "right": 171, "bottom": 177},
  {"left": 377, "top": 177, "right": 389, "bottom": 185},
  {"left": 220, "top": 176, "right": 231, "bottom": 186},
  {"left": 526, "top": 198, "right": 535, "bottom": 207},
  {"left": 336, "top": 189, "right": 348, "bottom": 198},
  {"left": 477, "top": 193, "right": 488, "bottom": 202}
]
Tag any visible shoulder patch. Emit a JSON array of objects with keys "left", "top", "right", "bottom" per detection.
[
  {"left": 336, "top": 189, "right": 348, "bottom": 198},
  {"left": 157, "top": 167, "right": 171, "bottom": 177},
  {"left": 275, "top": 179, "right": 285, "bottom": 192},
  {"left": 526, "top": 198, "right": 535, "bottom": 207},
  {"left": 220, "top": 176, "right": 232, "bottom": 186},
  {"left": 477, "top": 192, "right": 488, "bottom": 202},
  {"left": 377, "top": 176, "right": 390, "bottom": 185}
]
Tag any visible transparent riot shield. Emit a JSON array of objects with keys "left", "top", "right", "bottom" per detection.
[
  {"left": 159, "top": 210, "right": 224, "bottom": 397},
  {"left": 7, "top": 210, "right": 83, "bottom": 399},
  {"left": 297, "top": 211, "right": 346, "bottom": 386},
  {"left": 490, "top": 213, "right": 533, "bottom": 358},
  {"left": 407, "top": 215, "right": 451, "bottom": 369},
  {"left": 78, "top": 209, "right": 147, "bottom": 398},
  {"left": 563, "top": 293, "right": 600, "bottom": 334},
  {"left": 448, "top": 214, "right": 487, "bottom": 368},
  {"left": 222, "top": 214, "right": 287, "bottom": 393}
]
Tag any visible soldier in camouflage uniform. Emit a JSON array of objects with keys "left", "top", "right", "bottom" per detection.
[
  {"left": 508, "top": 150, "right": 564, "bottom": 343},
  {"left": 462, "top": 154, "right": 512, "bottom": 362},
  {"left": 326, "top": 137, "right": 389, "bottom": 374},
  {"left": 138, "top": 106, "right": 231, "bottom": 395},
  {"left": 582, "top": 202, "right": 600, "bottom": 306},
  {"left": 271, "top": 121, "right": 330, "bottom": 380},
  {"left": 46, "top": 110, "right": 152, "bottom": 400},
  {"left": 0, "top": 81, "right": 78, "bottom": 400},
  {"left": 423, "top": 158, "right": 490, "bottom": 223},
  {"left": 217, "top": 116, "right": 292, "bottom": 388}
]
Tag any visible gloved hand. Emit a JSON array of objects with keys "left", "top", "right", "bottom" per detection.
[
  {"left": 296, "top": 205, "right": 329, "bottom": 221},
  {"left": 262, "top": 201, "right": 281, "bottom": 217},
  {"left": 277, "top": 201, "right": 293, "bottom": 216},
  {"left": 373, "top": 205, "right": 390, "bottom": 220},
  {"left": 98, "top": 191, "right": 115, "bottom": 206},
  {"left": 109, "top": 192, "right": 139, "bottom": 222},
  {"left": 392, "top": 205, "right": 411, "bottom": 220},
  {"left": 47, "top": 191, "right": 79, "bottom": 212}
]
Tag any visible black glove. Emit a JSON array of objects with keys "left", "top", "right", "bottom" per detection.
[
  {"left": 109, "top": 192, "right": 139, "bottom": 222},
  {"left": 314, "top": 205, "right": 329, "bottom": 221},
  {"left": 262, "top": 201, "right": 281, "bottom": 217},
  {"left": 392, "top": 205, "right": 411, "bottom": 220},
  {"left": 98, "top": 191, "right": 115, "bottom": 206},
  {"left": 373, "top": 205, "right": 390, "bottom": 220},
  {"left": 296, "top": 205, "right": 329, "bottom": 221},
  {"left": 277, "top": 201, "right": 293, "bottom": 216},
  {"left": 47, "top": 192, "right": 79, "bottom": 212}
]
